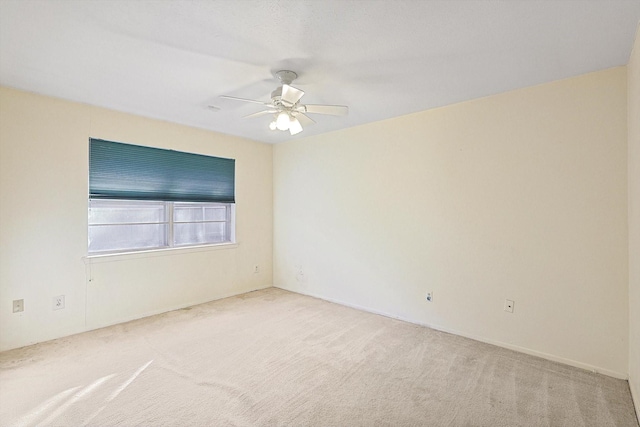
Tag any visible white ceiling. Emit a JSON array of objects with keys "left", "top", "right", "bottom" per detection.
[{"left": 1, "top": 1, "right": 639, "bottom": 144}]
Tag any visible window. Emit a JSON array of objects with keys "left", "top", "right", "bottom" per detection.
[
  {"left": 88, "top": 200, "right": 234, "bottom": 253},
  {"left": 88, "top": 139, "right": 235, "bottom": 254}
]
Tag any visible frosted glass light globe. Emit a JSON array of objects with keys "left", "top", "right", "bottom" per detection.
[{"left": 276, "top": 112, "right": 290, "bottom": 131}]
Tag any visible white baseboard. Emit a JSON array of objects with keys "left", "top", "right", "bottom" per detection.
[
  {"left": 275, "top": 285, "right": 628, "bottom": 380},
  {"left": 88, "top": 284, "right": 273, "bottom": 331},
  {"left": 1, "top": 284, "right": 273, "bottom": 353}
]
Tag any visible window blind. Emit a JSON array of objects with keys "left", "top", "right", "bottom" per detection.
[{"left": 89, "top": 138, "right": 235, "bottom": 203}]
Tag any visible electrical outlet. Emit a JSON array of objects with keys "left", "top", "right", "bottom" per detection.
[
  {"left": 254, "top": 265, "right": 259, "bottom": 274},
  {"left": 504, "top": 299, "right": 514, "bottom": 313},
  {"left": 53, "top": 295, "right": 65, "bottom": 310},
  {"left": 12, "top": 299, "right": 24, "bottom": 313},
  {"left": 426, "top": 292, "right": 433, "bottom": 302}
]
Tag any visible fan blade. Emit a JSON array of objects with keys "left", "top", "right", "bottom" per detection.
[
  {"left": 289, "top": 117, "right": 303, "bottom": 135},
  {"left": 281, "top": 84, "right": 304, "bottom": 106},
  {"left": 243, "top": 110, "right": 277, "bottom": 119},
  {"left": 219, "top": 95, "right": 273, "bottom": 107},
  {"left": 302, "top": 104, "right": 349, "bottom": 116},
  {"left": 294, "top": 113, "right": 316, "bottom": 127}
]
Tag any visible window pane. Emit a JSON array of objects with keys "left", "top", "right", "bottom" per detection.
[
  {"left": 89, "top": 200, "right": 166, "bottom": 225},
  {"left": 89, "top": 224, "right": 167, "bottom": 252},
  {"left": 174, "top": 222, "right": 227, "bottom": 246},
  {"left": 174, "top": 203, "right": 228, "bottom": 222}
]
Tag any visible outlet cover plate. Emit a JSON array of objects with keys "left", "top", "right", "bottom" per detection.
[
  {"left": 53, "top": 295, "right": 65, "bottom": 310},
  {"left": 504, "top": 299, "right": 514, "bottom": 313},
  {"left": 13, "top": 299, "right": 24, "bottom": 313}
]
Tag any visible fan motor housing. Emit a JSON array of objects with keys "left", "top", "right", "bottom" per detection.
[{"left": 271, "top": 86, "right": 283, "bottom": 103}]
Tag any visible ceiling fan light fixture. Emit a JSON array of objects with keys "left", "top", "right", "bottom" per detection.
[
  {"left": 221, "top": 70, "right": 348, "bottom": 137},
  {"left": 276, "top": 111, "right": 290, "bottom": 131},
  {"left": 289, "top": 117, "right": 303, "bottom": 135}
]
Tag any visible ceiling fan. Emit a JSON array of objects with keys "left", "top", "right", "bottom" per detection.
[{"left": 220, "top": 70, "right": 348, "bottom": 135}]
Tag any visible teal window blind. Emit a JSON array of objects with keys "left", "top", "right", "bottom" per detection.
[{"left": 89, "top": 139, "right": 235, "bottom": 203}]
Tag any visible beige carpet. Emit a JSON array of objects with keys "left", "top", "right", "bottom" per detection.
[{"left": 0, "top": 288, "right": 637, "bottom": 426}]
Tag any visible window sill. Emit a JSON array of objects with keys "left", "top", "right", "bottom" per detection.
[{"left": 82, "top": 242, "right": 238, "bottom": 264}]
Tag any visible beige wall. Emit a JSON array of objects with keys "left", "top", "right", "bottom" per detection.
[
  {"left": 0, "top": 87, "right": 273, "bottom": 351},
  {"left": 274, "top": 68, "right": 629, "bottom": 378},
  {"left": 0, "top": 60, "right": 634, "bottom": 389},
  {"left": 628, "top": 24, "right": 640, "bottom": 415}
]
